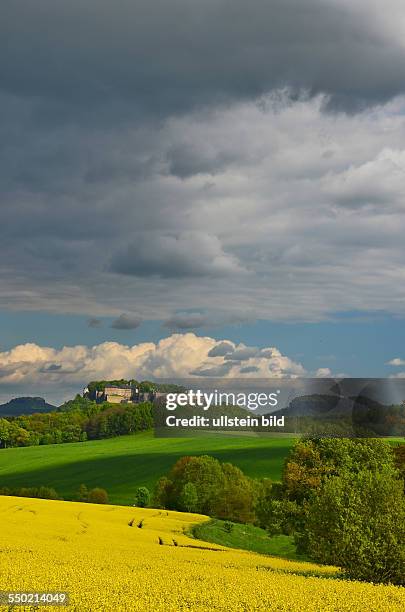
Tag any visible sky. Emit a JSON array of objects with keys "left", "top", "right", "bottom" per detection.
[{"left": 1, "top": 0, "right": 405, "bottom": 403}]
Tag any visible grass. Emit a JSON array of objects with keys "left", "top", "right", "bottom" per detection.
[
  {"left": 0, "top": 431, "right": 294, "bottom": 505},
  {"left": 192, "top": 519, "right": 310, "bottom": 562}
]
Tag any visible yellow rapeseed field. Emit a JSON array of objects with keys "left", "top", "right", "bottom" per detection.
[{"left": 0, "top": 496, "right": 403, "bottom": 611}]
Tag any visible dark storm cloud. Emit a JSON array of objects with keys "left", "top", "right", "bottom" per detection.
[
  {"left": 110, "top": 232, "right": 242, "bottom": 279},
  {"left": 207, "top": 342, "right": 235, "bottom": 358},
  {"left": 1, "top": 1, "right": 405, "bottom": 325},
  {"left": 163, "top": 312, "right": 251, "bottom": 332},
  {"left": 1, "top": 1, "right": 405, "bottom": 117},
  {"left": 190, "top": 362, "right": 234, "bottom": 377},
  {"left": 259, "top": 349, "right": 277, "bottom": 359},
  {"left": 224, "top": 347, "right": 260, "bottom": 361},
  {"left": 166, "top": 145, "right": 237, "bottom": 179},
  {"left": 87, "top": 317, "right": 103, "bottom": 328},
  {"left": 111, "top": 313, "right": 142, "bottom": 330},
  {"left": 39, "top": 363, "right": 62, "bottom": 373},
  {"left": 240, "top": 366, "right": 260, "bottom": 373},
  {"left": 163, "top": 313, "right": 209, "bottom": 330}
]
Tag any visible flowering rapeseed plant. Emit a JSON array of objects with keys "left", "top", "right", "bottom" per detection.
[{"left": 0, "top": 497, "right": 403, "bottom": 611}]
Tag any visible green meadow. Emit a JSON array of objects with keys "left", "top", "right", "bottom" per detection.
[
  {"left": 0, "top": 432, "right": 294, "bottom": 505},
  {"left": 192, "top": 519, "right": 311, "bottom": 562}
]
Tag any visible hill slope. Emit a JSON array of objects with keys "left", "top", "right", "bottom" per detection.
[
  {"left": 0, "top": 496, "right": 403, "bottom": 611},
  {"left": 0, "top": 432, "right": 293, "bottom": 504}
]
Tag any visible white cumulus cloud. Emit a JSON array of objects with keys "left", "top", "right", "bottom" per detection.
[
  {"left": 387, "top": 357, "right": 405, "bottom": 366},
  {"left": 0, "top": 333, "right": 311, "bottom": 403}
]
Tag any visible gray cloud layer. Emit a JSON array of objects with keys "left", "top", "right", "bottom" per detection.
[
  {"left": 1, "top": 1, "right": 405, "bottom": 325},
  {"left": 2, "top": 1, "right": 405, "bottom": 114}
]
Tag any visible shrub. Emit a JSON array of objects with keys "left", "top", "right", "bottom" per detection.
[
  {"left": 0, "top": 486, "right": 60, "bottom": 500},
  {"left": 153, "top": 477, "right": 173, "bottom": 508},
  {"left": 88, "top": 487, "right": 109, "bottom": 504},
  {"left": 305, "top": 467, "right": 405, "bottom": 585},
  {"left": 75, "top": 484, "right": 89, "bottom": 502},
  {"left": 255, "top": 478, "right": 303, "bottom": 536},
  {"left": 36, "top": 486, "right": 60, "bottom": 500},
  {"left": 134, "top": 486, "right": 150, "bottom": 508}
]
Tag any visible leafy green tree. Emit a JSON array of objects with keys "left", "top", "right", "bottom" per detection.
[
  {"left": 0, "top": 418, "right": 10, "bottom": 448},
  {"left": 12, "top": 426, "right": 31, "bottom": 447},
  {"left": 156, "top": 455, "right": 257, "bottom": 522},
  {"left": 283, "top": 437, "right": 395, "bottom": 503},
  {"left": 254, "top": 479, "right": 275, "bottom": 528},
  {"left": 76, "top": 484, "right": 89, "bottom": 502},
  {"left": 305, "top": 467, "right": 405, "bottom": 584},
  {"left": 179, "top": 483, "right": 198, "bottom": 512},
  {"left": 88, "top": 487, "right": 109, "bottom": 504},
  {"left": 139, "top": 381, "right": 155, "bottom": 393},
  {"left": 253, "top": 438, "right": 401, "bottom": 546},
  {"left": 255, "top": 479, "right": 302, "bottom": 535},
  {"left": 59, "top": 395, "right": 98, "bottom": 414},
  {"left": 217, "top": 462, "right": 256, "bottom": 523},
  {"left": 173, "top": 455, "right": 225, "bottom": 515},
  {"left": 134, "top": 486, "right": 151, "bottom": 508},
  {"left": 153, "top": 477, "right": 173, "bottom": 508},
  {"left": 0, "top": 486, "right": 61, "bottom": 500},
  {"left": 37, "top": 486, "right": 60, "bottom": 500}
]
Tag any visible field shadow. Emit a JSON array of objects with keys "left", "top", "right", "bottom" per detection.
[{"left": 0, "top": 442, "right": 292, "bottom": 503}]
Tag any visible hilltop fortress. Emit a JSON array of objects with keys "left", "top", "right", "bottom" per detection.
[{"left": 83, "top": 384, "right": 166, "bottom": 405}]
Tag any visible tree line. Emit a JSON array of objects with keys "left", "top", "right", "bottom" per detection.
[
  {"left": 0, "top": 395, "right": 153, "bottom": 448},
  {"left": 86, "top": 379, "right": 184, "bottom": 396},
  {"left": 0, "top": 483, "right": 110, "bottom": 505},
  {"left": 150, "top": 439, "right": 404, "bottom": 585}
]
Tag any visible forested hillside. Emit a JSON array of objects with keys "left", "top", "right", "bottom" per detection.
[{"left": 0, "top": 395, "right": 153, "bottom": 448}]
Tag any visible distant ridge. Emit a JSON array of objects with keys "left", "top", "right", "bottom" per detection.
[
  {"left": 0, "top": 397, "right": 56, "bottom": 417},
  {"left": 272, "top": 393, "right": 353, "bottom": 418}
]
